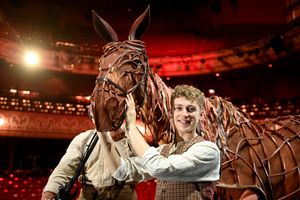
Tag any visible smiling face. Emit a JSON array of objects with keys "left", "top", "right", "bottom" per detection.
[
  {"left": 173, "top": 97, "right": 201, "bottom": 140},
  {"left": 170, "top": 85, "right": 205, "bottom": 141}
]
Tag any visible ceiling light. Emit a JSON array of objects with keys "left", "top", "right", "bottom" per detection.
[{"left": 23, "top": 50, "right": 40, "bottom": 67}]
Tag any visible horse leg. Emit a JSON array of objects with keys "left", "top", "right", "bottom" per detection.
[{"left": 239, "top": 189, "right": 259, "bottom": 200}]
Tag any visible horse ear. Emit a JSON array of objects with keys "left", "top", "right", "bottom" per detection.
[
  {"left": 91, "top": 10, "right": 118, "bottom": 42},
  {"left": 128, "top": 5, "right": 150, "bottom": 40}
]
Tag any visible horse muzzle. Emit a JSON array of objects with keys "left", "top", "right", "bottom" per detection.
[{"left": 90, "top": 88, "right": 127, "bottom": 132}]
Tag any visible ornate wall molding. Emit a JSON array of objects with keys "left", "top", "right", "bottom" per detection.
[{"left": 0, "top": 110, "right": 94, "bottom": 139}]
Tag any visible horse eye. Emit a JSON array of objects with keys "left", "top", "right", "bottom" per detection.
[{"left": 133, "top": 60, "right": 142, "bottom": 66}]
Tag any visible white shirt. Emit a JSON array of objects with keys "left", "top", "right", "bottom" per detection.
[{"left": 114, "top": 140, "right": 220, "bottom": 182}]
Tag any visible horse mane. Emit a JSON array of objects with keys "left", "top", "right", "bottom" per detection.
[{"left": 137, "top": 68, "right": 173, "bottom": 145}]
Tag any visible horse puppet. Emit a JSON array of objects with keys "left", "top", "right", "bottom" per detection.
[{"left": 90, "top": 6, "right": 300, "bottom": 200}]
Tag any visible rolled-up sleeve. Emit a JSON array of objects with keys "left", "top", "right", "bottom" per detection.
[
  {"left": 113, "top": 156, "right": 153, "bottom": 182},
  {"left": 113, "top": 145, "right": 164, "bottom": 182}
]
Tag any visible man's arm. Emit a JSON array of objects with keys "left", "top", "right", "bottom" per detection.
[
  {"left": 140, "top": 141, "right": 220, "bottom": 182},
  {"left": 102, "top": 126, "right": 153, "bottom": 182},
  {"left": 125, "top": 94, "right": 150, "bottom": 157}
]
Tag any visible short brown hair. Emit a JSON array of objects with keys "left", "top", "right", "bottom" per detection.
[{"left": 171, "top": 85, "right": 205, "bottom": 112}]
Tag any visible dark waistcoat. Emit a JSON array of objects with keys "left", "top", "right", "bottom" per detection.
[{"left": 155, "top": 136, "right": 216, "bottom": 200}]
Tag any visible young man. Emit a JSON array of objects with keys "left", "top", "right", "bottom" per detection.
[{"left": 112, "top": 84, "right": 221, "bottom": 200}]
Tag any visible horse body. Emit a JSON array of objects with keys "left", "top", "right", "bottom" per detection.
[
  {"left": 258, "top": 116, "right": 300, "bottom": 199},
  {"left": 204, "top": 97, "right": 300, "bottom": 200},
  {"left": 90, "top": 6, "right": 300, "bottom": 200}
]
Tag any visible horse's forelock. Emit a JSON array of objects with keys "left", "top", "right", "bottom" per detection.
[{"left": 102, "top": 40, "right": 145, "bottom": 55}]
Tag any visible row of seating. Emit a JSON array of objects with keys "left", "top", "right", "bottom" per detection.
[
  {"left": 0, "top": 96, "right": 89, "bottom": 116},
  {"left": 0, "top": 172, "right": 47, "bottom": 199},
  {"left": 1, "top": 95, "right": 299, "bottom": 118},
  {"left": 0, "top": 170, "right": 156, "bottom": 200}
]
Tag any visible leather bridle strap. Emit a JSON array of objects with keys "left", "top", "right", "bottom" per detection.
[{"left": 96, "top": 77, "right": 128, "bottom": 96}]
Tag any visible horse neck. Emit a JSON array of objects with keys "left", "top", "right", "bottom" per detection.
[{"left": 201, "top": 96, "right": 251, "bottom": 150}]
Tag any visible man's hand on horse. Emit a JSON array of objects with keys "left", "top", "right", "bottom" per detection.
[{"left": 125, "top": 93, "right": 137, "bottom": 131}]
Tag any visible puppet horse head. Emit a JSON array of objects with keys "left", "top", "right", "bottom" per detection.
[{"left": 90, "top": 6, "right": 150, "bottom": 132}]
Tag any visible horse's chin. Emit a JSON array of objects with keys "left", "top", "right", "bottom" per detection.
[{"left": 95, "top": 120, "right": 124, "bottom": 132}]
